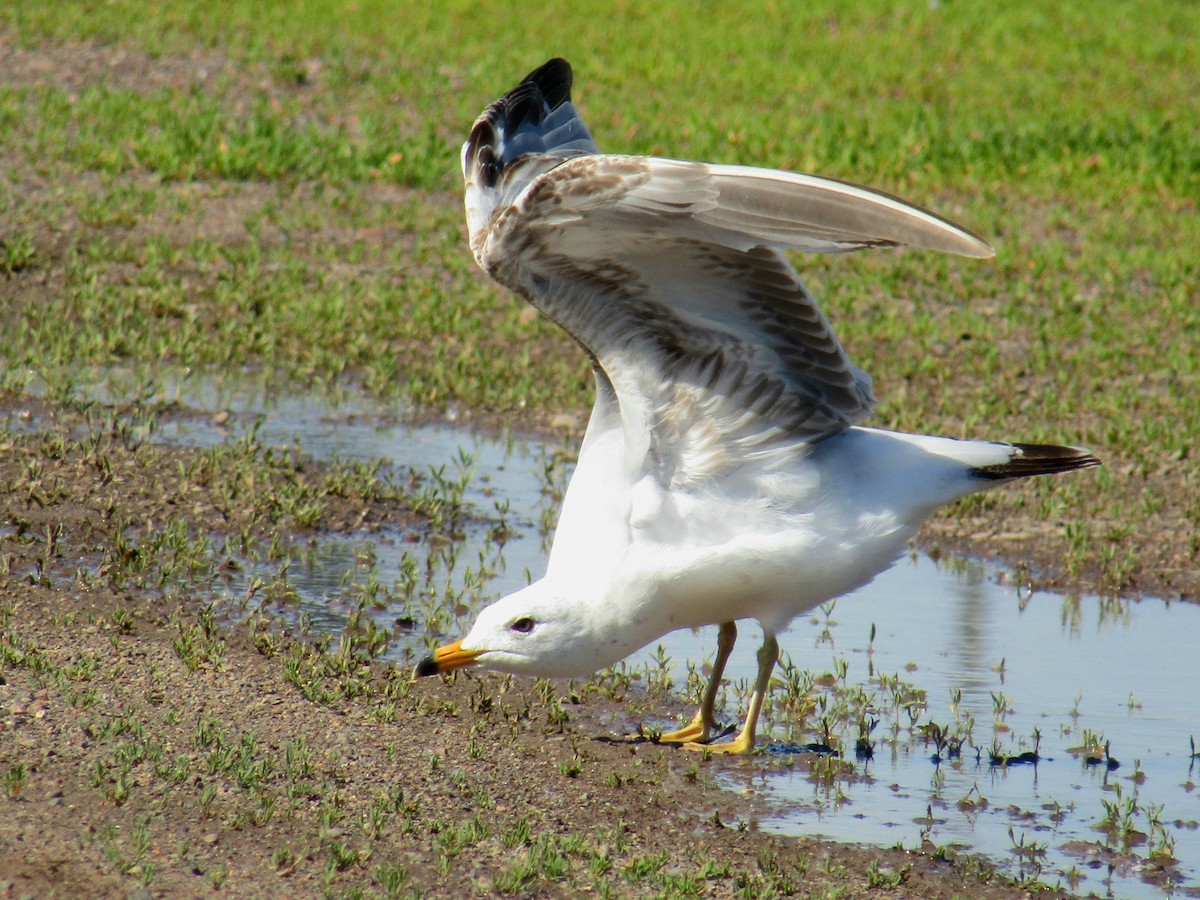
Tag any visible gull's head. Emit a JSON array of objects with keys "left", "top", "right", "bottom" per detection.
[
  {"left": 461, "top": 58, "right": 599, "bottom": 246},
  {"left": 416, "top": 580, "right": 644, "bottom": 680}
]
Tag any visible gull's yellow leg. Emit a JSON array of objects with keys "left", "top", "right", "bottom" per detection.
[
  {"left": 656, "top": 622, "right": 737, "bottom": 743},
  {"left": 685, "top": 631, "right": 779, "bottom": 754}
]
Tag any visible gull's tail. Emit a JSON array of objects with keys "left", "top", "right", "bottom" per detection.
[{"left": 970, "top": 443, "right": 1101, "bottom": 481}]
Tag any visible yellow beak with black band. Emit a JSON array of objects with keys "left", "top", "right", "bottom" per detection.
[{"left": 414, "top": 640, "right": 482, "bottom": 677}]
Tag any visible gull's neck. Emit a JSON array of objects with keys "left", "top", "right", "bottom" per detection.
[{"left": 544, "top": 381, "right": 631, "bottom": 583}]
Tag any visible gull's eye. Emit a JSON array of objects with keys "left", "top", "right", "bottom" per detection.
[{"left": 510, "top": 617, "right": 536, "bottom": 634}]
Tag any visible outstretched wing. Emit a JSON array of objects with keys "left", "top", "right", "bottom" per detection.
[
  {"left": 464, "top": 60, "right": 992, "bottom": 486},
  {"left": 474, "top": 154, "right": 990, "bottom": 483}
]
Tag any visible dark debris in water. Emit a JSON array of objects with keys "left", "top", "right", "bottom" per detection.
[
  {"left": 773, "top": 741, "right": 839, "bottom": 756},
  {"left": 919, "top": 721, "right": 964, "bottom": 764},
  {"left": 1083, "top": 739, "right": 1120, "bottom": 770},
  {"left": 990, "top": 750, "right": 1044, "bottom": 767},
  {"left": 855, "top": 717, "right": 878, "bottom": 759}
]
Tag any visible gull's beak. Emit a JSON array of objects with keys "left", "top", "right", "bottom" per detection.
[{"left": 414, "top": 639, "right": 482, "bottom": 677}]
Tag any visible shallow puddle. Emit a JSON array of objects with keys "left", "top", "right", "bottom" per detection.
[
  {"left": 65, "top": 369, "right": 1200, "bottom": 897},
  {"left": 701, "top": 567, "right": 1200, "bottom": 898}
]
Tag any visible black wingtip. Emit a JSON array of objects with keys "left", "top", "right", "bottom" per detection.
[
  {"left": 523, "top": 58, "right": 573, "bottom": 108},
  {"left": 414, "top": 656, "right": 440, "bottom": 677},
  {"left": 488, "top": 58, "right": 573, "bottom": 137},
  {"left": 972, "top": 443, "right": 1102, "bottom": 481}
]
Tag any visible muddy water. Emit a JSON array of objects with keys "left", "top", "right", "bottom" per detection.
[{"left": 81, "top": 369, "right": 1200, "bottom": 898}]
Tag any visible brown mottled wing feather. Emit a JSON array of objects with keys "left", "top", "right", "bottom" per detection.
[{"left": 474, "top": 155, "right": 988, "bottom": 479}]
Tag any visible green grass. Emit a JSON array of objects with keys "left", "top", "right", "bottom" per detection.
[
  {"left": 2, "top": 1, "right": 1193, "bottom": 192},
  {"left": 1, "top": 0, "right": 1197, "bottom": 591}
]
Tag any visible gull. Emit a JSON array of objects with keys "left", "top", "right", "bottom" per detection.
[{"left": 416, "top": 59, "right": 1099, "bottom": 753}]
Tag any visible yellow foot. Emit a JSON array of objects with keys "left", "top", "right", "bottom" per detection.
[
  {"left": 624, "top": 711, "right": 703, "bottom": 744},
  {"left": 682, "top": 729, "right": 756, "bottom": 754},
  {"left": 656, "top": 710, "right": 707, "bottom": 744},
  {"left": 626, "top": 710, "right": 716, "bottom": 744},
  {"left": 620, "top": 725, "right": 652, "bottom": 742}
]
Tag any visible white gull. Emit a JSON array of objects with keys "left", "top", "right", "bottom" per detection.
[{"left": 416, "top": 59, "right": 1099, "bottom": 753}]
